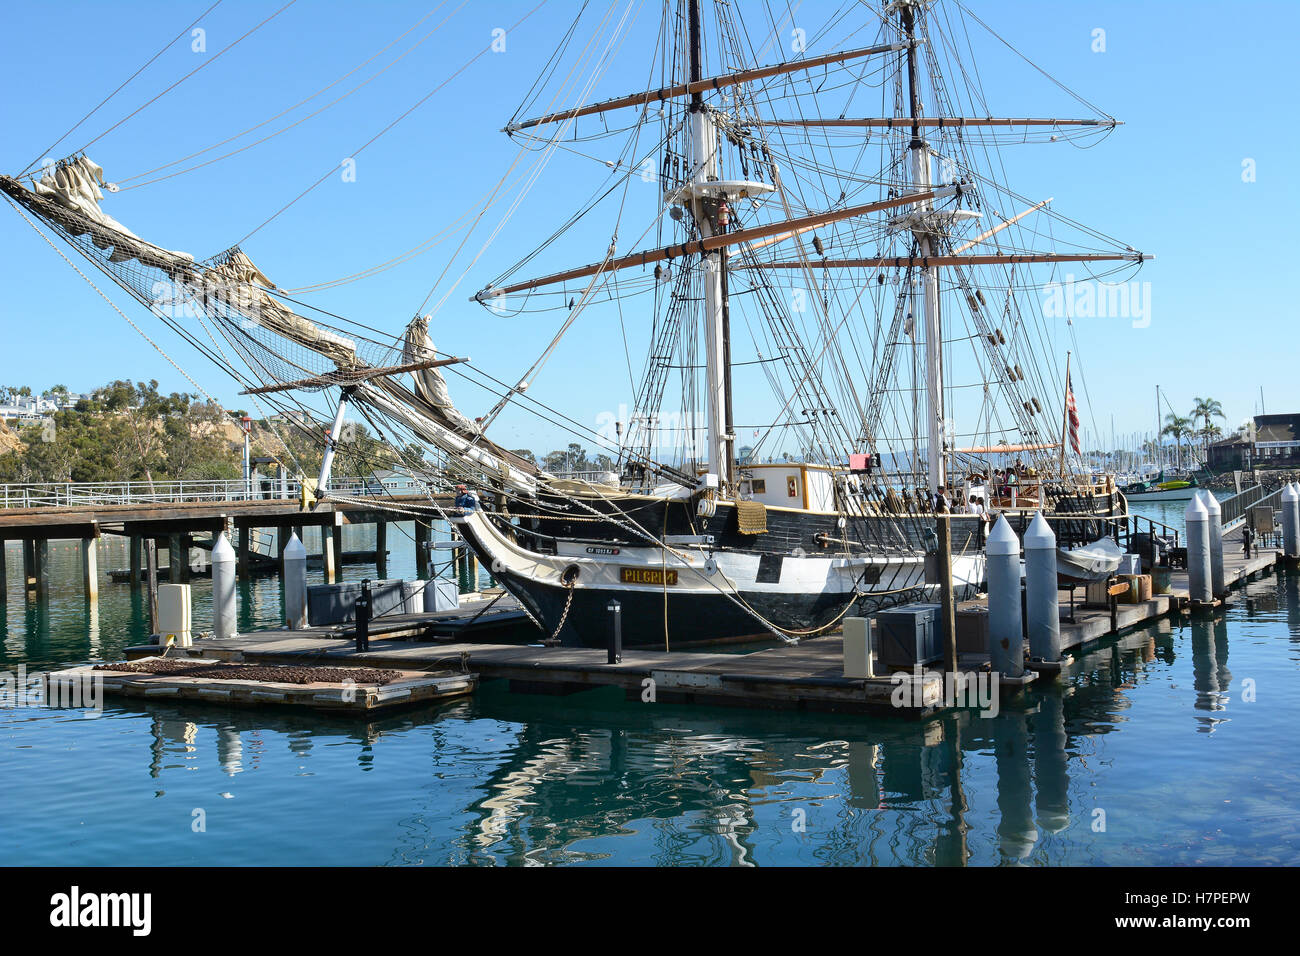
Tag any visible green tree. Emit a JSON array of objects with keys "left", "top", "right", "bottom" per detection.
[
  {"left": 1162, "top": 413, "right": 1194, "bottom": 470},
  {"left": 1189, "top": 396, "right": 1226, "bottom": 464}
]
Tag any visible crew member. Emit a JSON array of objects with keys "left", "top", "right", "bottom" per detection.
[{"left": 454, "top": 483, "right": 479, "bottom": 512}]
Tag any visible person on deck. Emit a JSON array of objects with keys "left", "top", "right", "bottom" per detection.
[{"left": 454, "top": 484, "right": 479, "bottom": 512}]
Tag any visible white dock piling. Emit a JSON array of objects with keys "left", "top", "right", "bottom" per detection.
[
  {"left": 284, "top": 532, "right": 308, "bottom": 629},
  {"left": 1198, "top": 490, "right": 1226, "bottom": 597},
  {"left": 1282, "top": 483, "right": 1300, "bottom": 559},
  {"left": 211, "top": 532, "right": 237, "bottom": 641},
  {"left": 1024, "top": 512, "right": 1061, "bottom": 664},
  {"left": 986, "top": 514, "right": 1024, "bottom": 678},
  {"left": 1184, "top": 495, "right": 1213, "bottom": 604}
]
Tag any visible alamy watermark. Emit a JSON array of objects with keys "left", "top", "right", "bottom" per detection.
[
  {"left": 1041, "top": 273, "right": 1151, "bottom": 329},
  {"left": 890, "top": 665, "right": 1001, "bottom": 717},
  {"left": 0, "top": 665, "right": 103, "bottom": 716}
]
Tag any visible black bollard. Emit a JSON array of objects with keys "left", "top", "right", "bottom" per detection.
[
  {"left": 607, "top": 599, "right": 622, "bottom": 664},
  {"left": 355, "top": 578, "right": 372, "bottom": 653},
  {"left": 1243, "top": 527, "right": 1253, "bottom": 559}
]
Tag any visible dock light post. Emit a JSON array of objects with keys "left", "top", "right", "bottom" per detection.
[
  {"left": 355, "top": 579, "right": 372, "bottom": 653},
  {"left": 607, "top": 599, "right": 622, "bottom": 664}
]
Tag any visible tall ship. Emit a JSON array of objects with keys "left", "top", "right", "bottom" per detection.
[{"left": 2, "top": 0, "right": 1147, "bottom": 647}]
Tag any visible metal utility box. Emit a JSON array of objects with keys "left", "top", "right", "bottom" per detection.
[
  {"left": 157, "top": 583, "right": 193, "bottom": 647},
  {"left": 876, "top": 602, "right": 942, "bottom": 668},
  {"left": 307, "top": 579, "right": 413, "bottom": 626}
]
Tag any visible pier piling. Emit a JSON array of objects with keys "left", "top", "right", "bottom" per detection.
[
  {"left": 129, "top": 535, "right": 142, "bottom": 589},
  {"left": 34, "top": 539, "right": 48, "bottom": 600},
  {"left": 321, "top": 524, "right": 338, "bottom": 584},
  {"left": 375, "top": 521, "right": 388, "bottom": 579},
  {"left": 211, "top": 532, "right": 237, "bottom": 641},
  {"left": 1185, "top": 495, "right": 1213, "bottom": 605},
  {"left": 144, "top": 539, "right": 159, "bottom": 635},
  {"left": 237, "top": 526, "right": 251, "bottom": 580},
  {"left": 1025, "top": 512, "right": 1061, "bottom": 665},
  {"left": 1199, "top": 490, "right": 1226, "bottom": 598},
  {"left": 81, "top": 537, "right": 98, "bottom": 602},
  {"left": 415, "top": 520, "right": 430, "bottom": 579},
  {"left": 1282, "top": 483, "right": 1300, "bottom": 559},
  {"left": 987, "top": 515, "right": 1024, "bottom": 678},
  {"left": 284, "top": 532, "right": 307, "bottom": 629},
  {"left": 169, "top": 534, "right": 190, "bottom": 584}
]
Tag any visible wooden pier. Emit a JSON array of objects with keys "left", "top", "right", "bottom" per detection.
[{"left": 0, "top": 492, "right": 456, "bottom": 602}]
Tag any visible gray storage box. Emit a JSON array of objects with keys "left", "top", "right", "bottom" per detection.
[
  {"left": 876, "top": 602, "right": 942, "bottom": 667},
  {"left": 425, "top": 578, "right": 460, "bottom": 612},
  {"left": 307, "top": 579, "right": 412, "bottom": 626}
]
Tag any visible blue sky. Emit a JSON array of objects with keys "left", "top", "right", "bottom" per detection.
[{"left": 1, "top": 0, "right": 1296, "bottom": 460}]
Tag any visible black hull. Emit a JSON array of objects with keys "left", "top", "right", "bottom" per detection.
[
  {"left": 495, "top": 566, "right": 928, "bottom": 648},
  {"left": 459, "top": 487, "right": 1121, "bottom": 648}
]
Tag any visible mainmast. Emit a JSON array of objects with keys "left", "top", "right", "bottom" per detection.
[
  {"left": 686, "top": 0, "right": 733, "bottom": 491},
  {"left": 899, "top": 0, "right": 946, "bottom": 495}
]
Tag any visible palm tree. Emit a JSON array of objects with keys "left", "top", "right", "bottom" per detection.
[
  {"left": 1189, "top": 396, "right": 1226, "bottom": 465},
  {"left": 1162, "top": 413, "right": 1194, "bottom": 471}
]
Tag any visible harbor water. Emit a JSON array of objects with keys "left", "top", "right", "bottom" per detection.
[{"left": 2, "top": 528, "right": 1298, "bottom": 866}]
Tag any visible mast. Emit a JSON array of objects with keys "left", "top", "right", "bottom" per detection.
[
  {"left": 687, "top": 0, "right": 732, "bottom": 490},
  {"left": 899, "top": 1, "right": 945, "bottom": 494}
]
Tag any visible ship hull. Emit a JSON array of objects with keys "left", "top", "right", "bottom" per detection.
[{"left": 451, "top": 498, "right": 988, "bottom": 647}]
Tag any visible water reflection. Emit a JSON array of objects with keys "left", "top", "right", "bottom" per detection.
[
  {"left": 3, "top": 569, "right": 1298, "bottom": 866},
  {"left": 1190, "top": 617, "right": 1230, "bottom": 728}
]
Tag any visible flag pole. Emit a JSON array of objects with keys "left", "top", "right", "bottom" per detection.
[{"left": 1059, "top": 351, "right": 1072, "bottom": 479}]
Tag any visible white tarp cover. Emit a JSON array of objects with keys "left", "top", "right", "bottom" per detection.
[{"left": 403, "top": 313, "right": 479, "bottom": 435}]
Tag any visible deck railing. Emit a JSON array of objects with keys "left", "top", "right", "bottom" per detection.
[
  {"left": 0, "top": 477, "right": 393, "bottom": 509},
  {"left": 1219, "top": 484, "right": 1285, "bottom": 531}
]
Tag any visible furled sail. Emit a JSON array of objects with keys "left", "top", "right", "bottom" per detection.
[
  {"left": 402, "top": 313, "right": 480, "bottom": 436},
  {"left": 195, "top": 248, "right": 357, "bottom": 368},
  {"left": 8, "top": 157, "right": 193, "bottom": 271}
]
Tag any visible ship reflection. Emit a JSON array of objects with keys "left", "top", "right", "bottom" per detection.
[{"left": 112, "top": 580, "right": 1272, "bottom": 866}]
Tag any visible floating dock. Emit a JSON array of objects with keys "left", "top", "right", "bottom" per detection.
[
  {"left": 52, "top": 656, "right": 475, "bottom": 713},
  {"left": 107, "top": 524, "right": 1282, "bottom": 718}
]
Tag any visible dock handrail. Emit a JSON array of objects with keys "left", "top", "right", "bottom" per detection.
[
  {"left": 1220, "top": 484, "right": 1285, "bottom": 532},
  {"left": 1000, "top": 510, "right": 1181, "bottom": 551},
  {"left": 0, "top": 477, "right": 399, "bottom": 509}
]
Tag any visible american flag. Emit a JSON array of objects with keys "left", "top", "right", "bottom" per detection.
[{"left": 1066, "top": 371, "right": 1081, "bottom": 454}]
